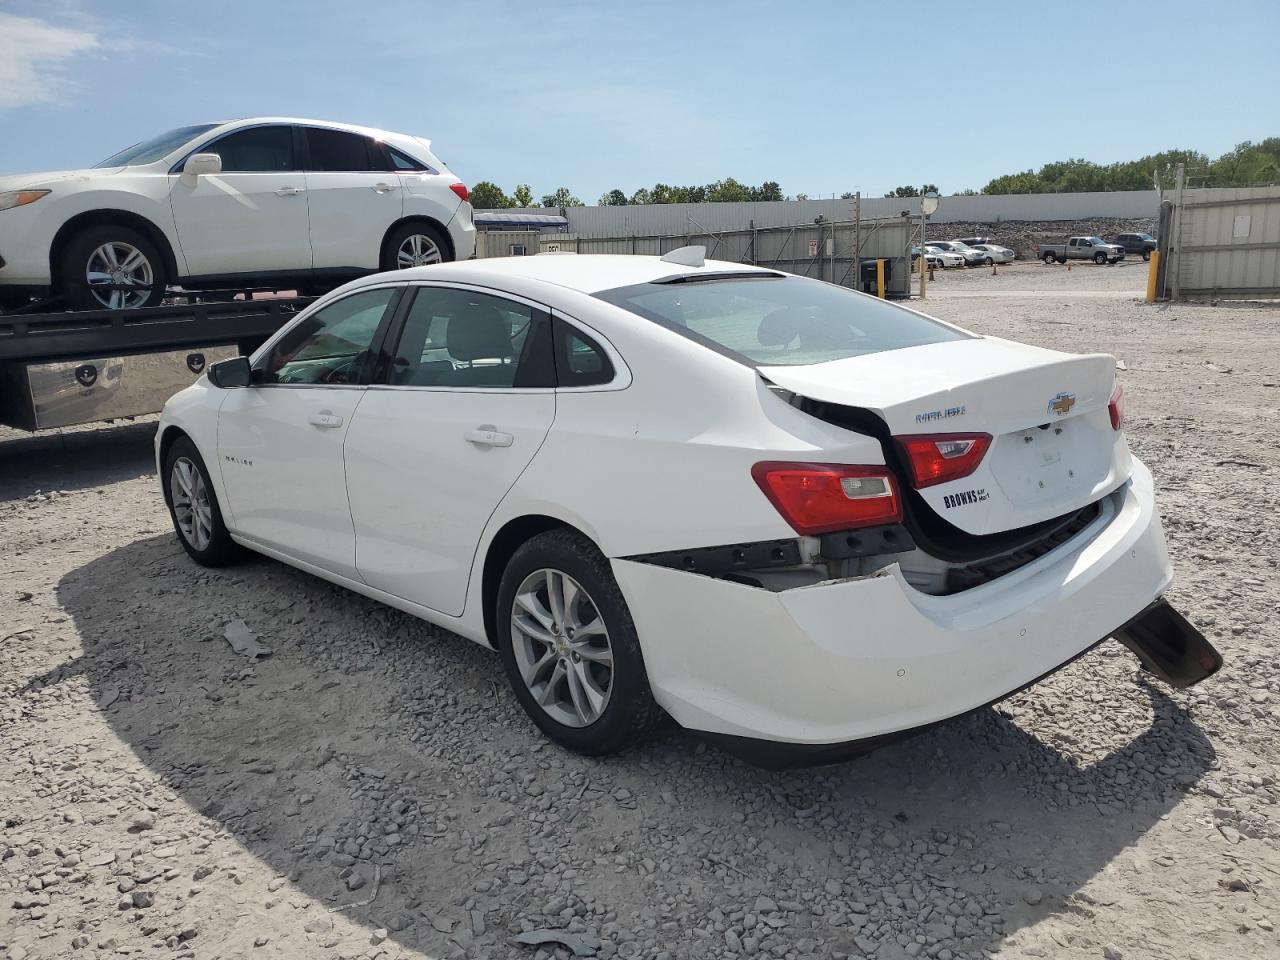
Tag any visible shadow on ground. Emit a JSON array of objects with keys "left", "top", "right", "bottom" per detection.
[
  {"left": 0, "top": 421, "right": 156, "bottom": 501},
  {"left": 44, "top": 533, "right": 1216, "bottom": 957}
]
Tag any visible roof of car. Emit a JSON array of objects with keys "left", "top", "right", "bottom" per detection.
[{"left": 375, "top": 254, "right": 780, "bottom": 295}]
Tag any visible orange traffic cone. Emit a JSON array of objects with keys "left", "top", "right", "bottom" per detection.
[
  {"left": 992, "top": 262, "right": 998, "bottom": 276},
  {"left": 1067, "top": 261, "right": 1072, "bottom": 272}
]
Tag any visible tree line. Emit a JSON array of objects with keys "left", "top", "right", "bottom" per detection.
[{"left": 468, "top": 138, "right": 1278, "bottom": 209}]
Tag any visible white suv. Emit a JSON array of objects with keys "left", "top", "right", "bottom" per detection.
[{"left": 0, "top": 118, "right": 475, "bottom": 311}]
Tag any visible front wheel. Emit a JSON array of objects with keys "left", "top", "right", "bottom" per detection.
[
  {"left": 496, "top": 529, "right": 662, "bottom": 755},
  {"left": 381, "top": 222, "right": 452, "bottom": 271},
  {"left": 163, "top": 436, "right": 243, "bottom": 566},
  {"left": 1093, "top": 252, "right": 1107, "bottom": 265},
  {"left": 60, "top": 225, "right": 167, "bottom": 310}
]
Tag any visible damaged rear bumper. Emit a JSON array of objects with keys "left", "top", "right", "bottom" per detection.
[{"left": 612, "top": 458, "right": 1220, "bottom": 761}]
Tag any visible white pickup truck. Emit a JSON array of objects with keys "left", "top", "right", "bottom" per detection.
[{"left": 1035, "top": 236, "right": 1126, "bottom": 265}]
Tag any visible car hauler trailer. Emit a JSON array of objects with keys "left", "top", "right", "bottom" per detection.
[{"left": 0, "top": 297, "right": 312, "bottom": 431}]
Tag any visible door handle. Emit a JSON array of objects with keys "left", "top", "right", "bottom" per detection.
[
  {"left": 275, "top": 186, "right": 304, "bottom": 197},
  {"left": 372, "top": 182, "right": 399, "bottom": 194},
  {"left": 308, "top": 411, "right": 344, "bottom": 429},
  {"left": 464, "top": 427, "right": 513, "bottom": 448}
]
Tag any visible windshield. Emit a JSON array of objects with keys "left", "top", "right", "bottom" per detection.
[
  {"left": 947, "top": 241, "right": 973, "bottom": 249},
  {"left": 94, "top": 124, "right": 220, "bottom": 168},
  {"left": 1137, "top": 233, "right": 1155, "bottom": 241},
  {"left": 1088, "top": 236, "right": 1106, "bottom": 244},
  {"left": 596, "top": 275, "right": 970, "bottom": 367}
]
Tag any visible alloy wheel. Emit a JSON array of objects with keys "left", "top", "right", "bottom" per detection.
[
  {"left": 86, "top": 241, "right": 154, "bottom": 309},
  {"left": 510, "top": 568, "right": 614, "bottom": 728},
  {"left": 396, "top": 234, "right": 443, "bottom": 268},
  {"left": 170, "top": 457, "right": 213, "bottom": 551}
]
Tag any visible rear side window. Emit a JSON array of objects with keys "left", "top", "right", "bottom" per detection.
[
  {"left": 388, "top": 147, "right": 427, "bottom": 171},
  {"left": 596, "top": 276, "right": 969, "bottom": 367},
  {"left": 306, "top": 128, "right": 393, "bottom": 172},
  {"left": 210, "top": 126, "right": 296, "bottom": 172},
  {"left": 554, "top": 318, "right": 614, "bottom": 386},
  {"left": 388, "top": 287, "right": 551, "bottom": 388}
]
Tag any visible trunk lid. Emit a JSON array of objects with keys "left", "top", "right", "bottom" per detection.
[{"left": 760, "top": 336, "right": 1132, "bottom": 535}]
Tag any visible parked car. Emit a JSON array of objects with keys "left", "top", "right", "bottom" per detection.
[
  {"left": 0, "top": 118, "right": 475, "bottom": 311},
  {"left": 156, "top": 249, "right": 1220, "bottom": 765},
  {"left": 914, "top": 244, "right": 963, "bottom": 268},
  {"left": 928, "top": 240, "right": 986, "bottom": 267},
  {"left": 1110, "top": 232, "right": 1158, "bottom": 261},
  {"left": 1036, "top": 237, "right": 1126, "bottom": 265},
  {"left": 953, "top": 236, "right": 992, "bottom": 247},
  {"left": 969, "top": 243, "right": 1015, "bottom": 265}
]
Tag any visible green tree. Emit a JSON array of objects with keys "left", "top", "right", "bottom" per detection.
[
  {"left": 753, "top": 181, "right": 784, "bottom": 202},
  {"left": 706, "top": 178, "right": 752, "bottom": 203},
  {"left": 469, "top": 180, "right": 513, "bottom": 210},
  {"left": 883, "top": 184, "right": 938, "bottom": 198},
  {"left": 599, "top": 188, "right": 629, "bottom": 206},
  {"left": 512, "top": 184, "right": 534, "bottom": 207},
  {"left": 629, "top": 187, "right": 652, "bottom": 205},
  {"left": 541, "top": 187, "right": 584, "bottom": 208}
]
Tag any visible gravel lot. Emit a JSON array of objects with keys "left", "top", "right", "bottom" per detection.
[{"left": 2, "top": 262, "right": 1278, "bottom": 960}]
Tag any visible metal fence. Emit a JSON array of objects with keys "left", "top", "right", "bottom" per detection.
[
  {"left": 1161, "top": 181, "right": 1280, "bottom": 300},
  {"left": 531, "top": 217, "right": 913, "bottom": 295}
]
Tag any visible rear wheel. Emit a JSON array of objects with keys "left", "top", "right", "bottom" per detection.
[
  {"left": 60, "top": 225, "right": 167, "bottom": 310},
  {"left": 1142, "top": 249, "right": 1152, "bottom": 262},
  {"left": 496, "top": 528, "right": 661, "bottom": 755},
  {"left": 381, "top": 222, "right": 451, "bottom": 271},
  {"left": 163, "top": 436, "right": 242, "bottom": 566},
  {"left": 1042, "top": 252, "right": 1057, "bottom": 264}
]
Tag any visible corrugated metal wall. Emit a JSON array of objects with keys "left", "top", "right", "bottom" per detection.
[
  {"left": 479, "top": 191, "right": 1159, "bottom": 233},
  {"left": 535, "top": 219, "right": 914, "bottom": 296},
  {"left": 1168, "top": 186, "right": 1280, "bottom": 298}
]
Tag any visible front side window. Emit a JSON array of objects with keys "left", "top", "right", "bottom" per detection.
[
  {"left": 388, "top": 287, "right": 544, "bottom": 388},
  {"left": 596, "top": 276, "right": 969, "bottom": 367},
  {"left": 209, "top": 126, "right": 296, "bottom": 172},
  {"left": 260, "top": 288, "right": 395, "bottom": 385},
  {"left": 306, "top": 128, "right": 391, "bottom": 172}
]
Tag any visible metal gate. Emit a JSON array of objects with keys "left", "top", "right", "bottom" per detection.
[{"left": 1160, "top": 175, "right": 1280, "bottom": 300}]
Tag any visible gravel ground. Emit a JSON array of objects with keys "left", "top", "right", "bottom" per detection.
[{"left": 2, "top": 267, "right": 1278, "bottom": 960}]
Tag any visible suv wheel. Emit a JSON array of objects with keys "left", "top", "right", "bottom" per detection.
[
  {"left": 382, "top": 222, "right": 451, "bottom": 271},
  {"left": 1093, "top": 252, "right": 1107, "bottom": 265},
  {"left": 1142, "top": 249, "right": 1152, "bottom": 262},
  {"left": 60, "top": 225, "right": 167, "bottom": 310},
  {"left": 496, "top": 528, "right": 662, "bottom": 755}
]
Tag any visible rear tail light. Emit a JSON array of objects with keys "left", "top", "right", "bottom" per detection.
[
  {"left": 449, "top": 182, "right": 470, "bottom": 203},
  {"left": 751, "top": 462, "right": 901, "bottom": 535},
  {"left": 896, "top": 433, "right": 992, "bottom": 488},
  {"left": 1108, "top": 383, "right": 1125, "bottom": 431}
]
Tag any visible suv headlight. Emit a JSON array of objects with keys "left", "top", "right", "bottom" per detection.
[{"left": 0, "top": 190, "right": 51, "bottom": 212}]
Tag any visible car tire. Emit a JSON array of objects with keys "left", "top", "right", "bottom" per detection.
[
  {"left": 60, "top": 225, "right": 167, "bottom": 310},
  {"left": 984, "top": 256, "right": 994, "bottom": 266},
  {"left": 496, "top": 528, "right": 662, "bottom": 755},
  {"left": 1042, "top": 252, "right": 1057, "bottom": 265},
  {"left": 1093, "top": 252, "right": 1107, "bottom": 265},
  {"left": 381, "top": 222, "right": 452, "bottom": 271},
  {"left": 163, "top": 436, "right": 243, "bottom": 567},
  {"left": 1142, "top": 250, "right": 1152, "bottom": 261}
]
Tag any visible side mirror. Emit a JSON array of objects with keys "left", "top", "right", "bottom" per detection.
[
  {"left": 182, "top": 152, "right": 222, "bottom": 178},
  {"left": 208, "top": 356, "right": 251, "bottom": 388}
]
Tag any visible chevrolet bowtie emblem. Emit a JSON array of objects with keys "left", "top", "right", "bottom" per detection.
[{"left": 1048, "top": 392, "right": 1076, "bottom": 416}]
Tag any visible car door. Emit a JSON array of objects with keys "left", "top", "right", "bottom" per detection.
[
  {"left": 302, "top": 127, "right": 404, "bottom": 273},
  {"left": 169, "top": 124, "right": 311, "bottom": 277},
  {"left": 344, "top": 284, "right": 557, "bottom": 616},
  {"left": 216, "top": 286, "right": 401, "bottom": 578}
]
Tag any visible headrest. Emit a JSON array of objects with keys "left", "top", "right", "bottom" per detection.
[{"left": 446, "top": 304, "right": 513, "bottom": 362}]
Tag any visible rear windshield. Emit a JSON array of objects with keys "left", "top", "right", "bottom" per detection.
[
  {"left": 596, "top": 275, "right": 969, "bottom": 366},
  {"left": 95, "top": 124, "right": 220, "bottom": 167}
]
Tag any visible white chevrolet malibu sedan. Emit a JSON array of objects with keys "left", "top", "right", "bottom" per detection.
[{"left": 156, "top": 249, "right": 1220, "bottom": 766}]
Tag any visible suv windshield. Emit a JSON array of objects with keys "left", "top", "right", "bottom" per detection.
[
  {"left": 94, "top": 124, "right": 220, "bottom": 167},
  {"left": 596, "top": 275, "right": 969, "bottom": 367}
]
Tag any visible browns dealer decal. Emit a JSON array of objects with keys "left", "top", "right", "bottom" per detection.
[{"left": 942, "top": 488, "right": 989, "bottom": 509}]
